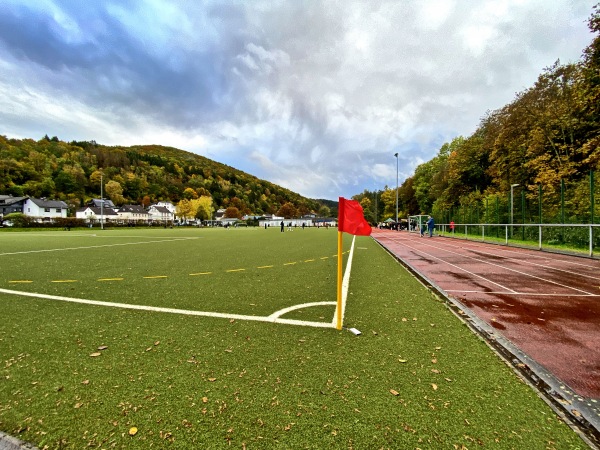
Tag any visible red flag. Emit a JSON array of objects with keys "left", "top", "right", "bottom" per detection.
[{"left": 338, "top": 197, "right": 372, "bottom": 236}]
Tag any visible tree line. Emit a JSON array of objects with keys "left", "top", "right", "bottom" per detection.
[
  {"left": 354, "top": 5, "right": 600, "bottom": 225},
  {"left": 0, "top": 138, "right": 333, "bottom": 220}
]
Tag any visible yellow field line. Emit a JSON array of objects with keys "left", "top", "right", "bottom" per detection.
[
  {"left": 143, "top": 275, "right": 168, "bottom": 279},
  {"left": 304, "top": 259, "right": 315, "bottom": 262},
  {"left": 8, "top": 280, "right": 33, "bottom": 284},
  {"left": 226, "top": 269, "right": 245, "bottom": 273},
  {"left": 283, "top": 262, "right": 297, "bottom": 266},
  {"left": 98, "top": 278, "right": 124, "bottom": 281},
  {"left": 320, "top": 256, "right": 329, "bottom": 260},
  {"left": 51, "top": 280, "right": 78, "bottom": 283},
  {"left": 189, "top": 272, "right": 212, "bottom": 276},
  {"left": 257, "top": 265, "right": 273, "bottom": 269}
]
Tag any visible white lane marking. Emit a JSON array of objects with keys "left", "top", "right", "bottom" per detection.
[
  {"left": 393, "top": 239, "right": 518, "bottom": 294},
  {"left": 407, "top": 237, "right": 598, "bottom": 296},
  {"left": 0, "top": 288, "right": 336, "bottom": 329},
  {"left": 269, "top": 302, "right": 337, "bottom": 319},
  {"left": 444, "top": 290, "right": 600, "bottom": 297}
]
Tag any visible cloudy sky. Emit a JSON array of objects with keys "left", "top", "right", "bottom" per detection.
[{"left": 0, "top": 1, "right": 596, "bottom": 200}]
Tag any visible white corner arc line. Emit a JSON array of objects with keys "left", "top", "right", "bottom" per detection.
[
  {"left": 0, "top": 288, "right": 335, "bottom": 329},
  {"left": 269, "top": 301, "right": 336, "bottom": 319},
  {"left": 332, "top": 235, "right": 356, "bottom": 327}
]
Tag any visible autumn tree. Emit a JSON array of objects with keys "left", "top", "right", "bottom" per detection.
[{"left": 224, "top": 206, "right": 241, "bottom": 218}]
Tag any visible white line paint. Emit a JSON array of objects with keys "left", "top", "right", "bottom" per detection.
[
  {"left": 332, "top": 235, "right": 356, "bottom": 327},
  {"left": 0, "top": 237, "right": 200, "bottom": 256},
  {"left": 410, "top": 238, "right": 597, "bottom": 296},
  {"left": 0, "top": 287, "right": 336, "bottom": 329},
  {"left": 444, "top": 290, "right": 600, "bottom": 296},
  {"left": 269, "top": 301, "right": 337, "bottom": 319},
  {"left": 396, "top": 239, "right": 518, "bottom": 294}
]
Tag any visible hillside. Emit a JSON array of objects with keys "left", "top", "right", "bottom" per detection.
[{"left": 0, "top": 136, "right": 329, "bottom": 217}]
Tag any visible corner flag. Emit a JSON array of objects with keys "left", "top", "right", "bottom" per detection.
[
  {"left": 338, "top": 197, "right": 371, "bottom": 236},
  {"left": 336, "top": 197, "right": 371, "bottom": 330}
]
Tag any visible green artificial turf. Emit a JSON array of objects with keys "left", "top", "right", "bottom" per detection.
[{"left": 0, "top": 228, "right": 587, "bottom": 449}]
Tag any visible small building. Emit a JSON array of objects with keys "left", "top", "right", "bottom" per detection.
[
  {"left": 75, "top": 206, "right": 119, "bottom": 223},
  {"left": 147, "top": 205, "right": 175, "bottom": 223},
  {"left": 89, "top": 198, "right": 116, "bottom": 209},
  {"left": 117, "top": 204, "right": 149, "bottom": 223},
  {"left": 153, "top": 201, "right": 176, "bottom": 214},
  {"left": 0, "top": 195, "right": 28, "bottom": 218},
  {"left": 23, "top": 197, "right": 69, "bottom": 222}
]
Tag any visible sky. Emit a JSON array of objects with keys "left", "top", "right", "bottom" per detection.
[{"left": 0, "top": 1, "right": 596, "bottom": 201}]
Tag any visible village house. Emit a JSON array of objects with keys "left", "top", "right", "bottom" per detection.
[
  {"left": 75, "top": 206, "right": 119, "bottom": 223},
  {"left": 117, "top": 204, "right": 149, "bottom": 223},
  {"left": 147, "top": 205, "right": 175, "bottom": 223}
]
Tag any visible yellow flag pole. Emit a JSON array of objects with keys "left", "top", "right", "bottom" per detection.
[{"left": 336, "top": 230, "right": 343, "bottom": 330}]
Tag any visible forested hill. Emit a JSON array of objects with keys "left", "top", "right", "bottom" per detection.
[{"left": 0, "top": 136, "right": 327, "bottom": 217}]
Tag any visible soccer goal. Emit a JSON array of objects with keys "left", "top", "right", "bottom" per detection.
[{"left": 408, "top": 214, "right": 429, "bottom": 233}]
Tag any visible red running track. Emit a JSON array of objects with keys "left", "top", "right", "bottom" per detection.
[{"left": 372, "top": 228, "right": 600, "bottom": 400}]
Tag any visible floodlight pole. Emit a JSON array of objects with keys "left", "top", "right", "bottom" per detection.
[
  {"left": 510, "top": 183, "right": 519, "bottom": 237},
  {"left": 101, "top": 172, "right": 104, "bottom": 230},
  {"left": 394, "top": 153, "right": 399, "bottom": 225}
]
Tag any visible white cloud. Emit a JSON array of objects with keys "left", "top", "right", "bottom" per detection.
[{"left": 0, "top": 0, "right": 596, "bottom": 200}]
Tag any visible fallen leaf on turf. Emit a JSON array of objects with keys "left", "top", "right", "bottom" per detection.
[
  {"left": 89, "top": 352, "right": 101, "bottom": 357},
  {"left": 129, "top": 427, "right": 138, "bottom": 436},
  {"left": 208, "top": 377, "right": 217, "bottom": 382},
  {"left": 402, "top": 318, "right": 407, "bottom": 322},
  {"left": 97, "top": 345, "right": 108, "bottom": 350},
  {"left": 202, "top": 397, "right": 208, "bottom": 403},
  {"left": 431, "top": 358, "right": 437, "bottom": 364},
  {"left": 154, "top": 341, "right": 160, "bottom": 346},
  {"left": 390, "top": 389, "right": 400, "bottom": 396},
  {"left": 431, "top": 383, "right": 438, "bottom": 391},
  {"left": 398, "top": 359, "right": 407, "bottom": 363},
  {"left": 74, "top": 402, "right": 83, "bottom": 408},
  {"left": 431, "top": 369, "right": 440, "bottom": 374},
  {"left": 445, "top": 378, "right": 452, "bottom": 382},
  {"left": 145, "top": 347, "right": 152, "bottom": 352},
  {"left": 82, "top": 380, "right": 90, "bottom": 385}
]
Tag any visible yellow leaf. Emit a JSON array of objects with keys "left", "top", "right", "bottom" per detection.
[
  {"left": 202, "top": 397, "right": 208, "bottom": 403},
  {"left": 389, "top": 389, "right": 400, "bottom": 396},
  {"left": 97, "top": 345, "right": 108, "bottom": 350},
  {"left": 398, "top": 359, "right": 407, "bottom": 363},
  {"left": 431, "top": 383, "right": 438, "bottom": 391},
  {"left": 129, "top": 427, "right": 138, "bottom": 436},
  {"left": 74, "top": 402, "right": 83, "bottom": 408},
  {"left": 208, "top": 377, "right": 217, "bottom": 382},
  {"left": 89, "top": 352, "right": 101, "bottom": 357}
]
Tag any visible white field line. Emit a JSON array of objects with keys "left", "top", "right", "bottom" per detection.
[
  {"left": 0, "top": 237, "right": 200, "bottom": 256},
  {"left": 0, "top": 288, "right": 336, "bottom": 329},
  {"left": 332, "top": 235, "right": 356, "bottom": 327},
  {"left": 404, "top": 237, "right": 597, "bottom": 296}
]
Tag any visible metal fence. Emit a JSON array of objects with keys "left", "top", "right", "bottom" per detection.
[{"left": 432, "top": 223, "right": 600, "bottom": 258}]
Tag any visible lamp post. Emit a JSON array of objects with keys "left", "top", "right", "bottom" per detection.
[
  {"left": 510, "top": 183, "right": 519, "bottom": 237},
  {"left": 394, "top": 152, "right": 399, "bottom": 226},
  {"left": 100, "top": 172, "right": 105, "bottom": 230}
]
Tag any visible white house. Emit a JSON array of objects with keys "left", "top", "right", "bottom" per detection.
[
  {"left": 23, "top": 197, "right": 68, "bottom": 221},
  {"left": 153, "top": 201, "right": 176, "bottom": 214},
  {"left": 117, "top": 204, "right": 149, "bottom": 223},
  {"left": 75, "top": 206, "right": 119, "bottom": 223},
  {"left": 147, "top": 205, "right": 174, "bottom": 223}
]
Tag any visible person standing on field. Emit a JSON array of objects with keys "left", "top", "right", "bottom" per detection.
[{"left": 280, "top": 220, "right": 284, "bottom": 232}]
